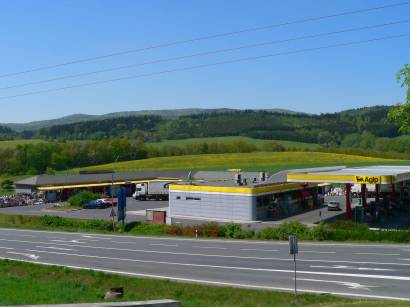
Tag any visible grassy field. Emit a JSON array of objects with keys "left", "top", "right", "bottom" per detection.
[
  {"left": 0, "top": 259, "right": 402, "bottom": 306},
  {"left": 0, "top": 139, "right": 47, "bottom": 149},
  {"left": 148, "top": 136, "right": 320, "bottom": 150},
  {"left": 74, "top": 151, "right": 406, "bottom": 173}
]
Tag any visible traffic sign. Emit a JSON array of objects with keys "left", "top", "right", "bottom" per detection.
[{"left": 289, "top": 235, "right": 298, "bottom": 255}]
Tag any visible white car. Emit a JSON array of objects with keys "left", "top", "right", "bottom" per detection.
[{"left": 327, "top": 201, "right": 341, "bottom": 211}]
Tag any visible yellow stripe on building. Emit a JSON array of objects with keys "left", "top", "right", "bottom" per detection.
[
  {"left": 287, "top": 173, "right": 393, "bottom": 184},
  {"left": 37, "top": 178, "right": 182, "bottom": 191},
  {"left": 169, "top": 182, "right": 310, "bottom": 195}
]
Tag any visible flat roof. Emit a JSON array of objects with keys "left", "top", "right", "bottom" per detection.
[
  {"left": 15, "top": 170, "right": 270, "bottom": 191},
  {"left": 15, "top": 170, "right": 191, "bottom": 190},
  {"left": 287, "top": 165, "right": 410, "bottom": 184},
  {"left": 169, "top": 182, "right": 312, "bottom": 196}
]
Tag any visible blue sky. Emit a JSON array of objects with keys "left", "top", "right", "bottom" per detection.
[{"left": 0, "top": 0, "right": 409, "bottom": 122}]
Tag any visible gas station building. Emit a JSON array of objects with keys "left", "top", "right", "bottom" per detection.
[{"left": 287, "top": 165, "right": 410, "bottom": 220}]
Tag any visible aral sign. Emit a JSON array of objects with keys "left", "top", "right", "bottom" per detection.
[{"left": 354, "top": 175, "right": 382, "bottom": 184}]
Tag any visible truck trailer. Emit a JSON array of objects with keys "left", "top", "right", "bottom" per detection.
[{"left": 132, "top": 182, "right": 170, "bottom": 201}]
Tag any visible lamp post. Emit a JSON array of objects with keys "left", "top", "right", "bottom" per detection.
[{"left": 110, "top": 155, "right": 120, "bottom": 232}]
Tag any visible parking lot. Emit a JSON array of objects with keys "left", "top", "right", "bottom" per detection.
[{"left": 0, "top": 198, "right": 168, "bottom": 223}]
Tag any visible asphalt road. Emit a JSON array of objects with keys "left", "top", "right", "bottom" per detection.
[{"left": 0, "top": 229, "right": 410, "bottom": 301}]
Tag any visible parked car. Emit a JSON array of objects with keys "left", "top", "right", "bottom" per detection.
[
  {"left": 100, "top": 198, "right": 117, "bottom": 207},
  {"left": 327, "top": 201, "right": 341, "bottom": 211},
  {"left": 82, "top": 199, "right": 108, "bottom": 209}
]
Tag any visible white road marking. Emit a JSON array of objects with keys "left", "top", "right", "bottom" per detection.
[
  {"left": 3, "top": 227, "right": 410, "bottom": 249},
  {"left": 355, "top": 253, "right": 400, "bottom": 256},
  {"left": 302, "top": 251, "right": 336, "bottom": 254},
  {"left": 1, "top": 256, "right": 410, "bottom": 302},
  {"left": 297, "top": 278, "right": 376, "bottom": 291},
  {"left": 0, "top": 237, "right": 409, "bottom": 267},
  {"left": 7, "top": 251, "right": 39, "bottom": 260},
  {"left": 240, "top": 248, "right": 279, "bottom": 252},
  {"left": 23, "top": 249, "right": 410, "bottom": 282},
  {"left": 51, "top": 239, "right": 85, "bottom": 244},
  {"left": 310, "top": 265, "right": 395, "bottom": 272},
  {"left": 150, "top": 243, "right": 178, "bottom": 247},
  {"left": 82, "top": 235, "right": 112, "bottom": 240},
  {"left": 0, "top": 247, "right": 14, "bottom": 250},
  {"left": 192, "top": 246, "right": 226, "bottom": 250},
  {"left": 35, "top": 246, "right": 77, "bottom": 251}
]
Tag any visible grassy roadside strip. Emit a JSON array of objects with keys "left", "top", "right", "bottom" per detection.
[
  {"left": 0, "top": 259, "right": 403, "bottom": 306},
  {"left": 1, "top": 214, "right": 410, "bottom": 244}
]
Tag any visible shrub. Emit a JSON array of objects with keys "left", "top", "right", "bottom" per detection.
[
  {"left": 0, "top": 179, "right": 14, "bottom": 191},
  {"left": 223, "top": 223, "right": 254, "bottom": 239},
  {"left": 68, "top": 191, "right": 103, "bottom": 207},
  {"left": 166, "top": 225, "right": 183, "bottom": 236},
  {"left": 310, "top": 222, "right": 327, "bottom": 241},
  {"left": 199, "top": 223, "right": 222, "bottom": 237},
  {"left": 256, "top": 227, "right": 279, "bottom": 240},
  {"left": 273, "top": 221, "right": 312, "bottom": 240}
]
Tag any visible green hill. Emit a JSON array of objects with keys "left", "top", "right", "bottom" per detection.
[{"left": 74, "top": 151, "right": 404, "bottom": 173}]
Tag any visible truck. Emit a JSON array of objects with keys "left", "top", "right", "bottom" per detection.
[{"left": 132, "top": 181, "right": 170, "bottom": 201}]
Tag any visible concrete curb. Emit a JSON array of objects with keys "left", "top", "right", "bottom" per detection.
[{"left": 3, "top": 299, "right": 181, "bottom": 307}]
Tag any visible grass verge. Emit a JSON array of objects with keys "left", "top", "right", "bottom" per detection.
[
  {"left": 0, "top": 259, "right": 403, "bottom": 306},
  {"left": 1, "top": 214, "right": 410, "bottom": 244}
]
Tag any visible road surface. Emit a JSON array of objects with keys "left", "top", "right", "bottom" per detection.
[{"left": 0, "top": 229, "right": 410, "bottom": 301}]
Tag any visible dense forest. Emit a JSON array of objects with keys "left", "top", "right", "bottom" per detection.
[{"left": 0, "top": 106, "right": 399, "bottom": 144}]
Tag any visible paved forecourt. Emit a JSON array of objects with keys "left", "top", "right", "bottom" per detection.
[{"left": 0, "top": 228, "right": 410, "bottom": 300}]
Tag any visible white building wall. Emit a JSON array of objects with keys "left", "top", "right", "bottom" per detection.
[{"left": 169, "top": 190, "right": 256, "bottom": 221}]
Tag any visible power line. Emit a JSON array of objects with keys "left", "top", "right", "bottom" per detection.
[
  {"left": 0, "top": 0, "right": 409, "bottom": 79},
  {"left": 0, "top": 33, "right": 408, "bottom": 101},
  {"left": 1, "top": 19, "right": 409, "bottom": 90}
]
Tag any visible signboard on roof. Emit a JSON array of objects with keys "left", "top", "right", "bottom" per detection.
[{"left": 354, "top": 175, "right": 382, "bottom": 185}]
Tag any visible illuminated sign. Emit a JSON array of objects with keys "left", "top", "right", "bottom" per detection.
[
  {"left": 227, "top": 169, "right": 242, "bottom": 172},
  {"left": 354, "top": 175, "right": 382, "bottom": 184}
]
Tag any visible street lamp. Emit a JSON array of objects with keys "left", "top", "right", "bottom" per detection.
[{"left": 110, "top": 155, "right": 120, "bottom": 232}]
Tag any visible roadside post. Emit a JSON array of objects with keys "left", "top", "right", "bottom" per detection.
[
  {"left": 289, "top": 234, "right": 298, "bottom": 297},
  {"left": 110, "top": 207, "right": 116, "bottom": 231},
  {"left": 117, "top": 187, "right": 127, "bottom": 224}
]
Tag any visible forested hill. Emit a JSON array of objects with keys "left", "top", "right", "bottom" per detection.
[
  {"left": 4, "top": 105, "right": 398, "bottom": 145},
  {"left": 0, "top": 125, "right": 17, "bottom": 140},
  {"left": 2, "top": 108, "right": 237, "bottom": 132}
]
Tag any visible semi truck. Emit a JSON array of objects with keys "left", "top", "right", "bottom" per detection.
[{"left": 132, "top": 181, "right": 170, "bottom": 201}]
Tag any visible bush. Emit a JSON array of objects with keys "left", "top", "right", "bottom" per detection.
[
  {"left": 0, "top": 179, "right": 14, "bottom": 191},
  {"left": 256, "top": 227, "right": 279, "bottom": 240},
  {"left": 273, "top": 221, "right": 312, "bottom": 240},
  {"left": 199, "top": 223, "right": 223, "bottom": 237},
  {"left": 310, "top": 222, "right": 327, "bottom": 241},
  {"left": 68, "top": 191, "right": 103, "bottom": 207},
  {"left": 223, "top": 223, "right": 254, "bottom": 239}
]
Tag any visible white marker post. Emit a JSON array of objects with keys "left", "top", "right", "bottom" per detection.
[{"left": 289, "top": 234, "right": 298, "bottom": 297}]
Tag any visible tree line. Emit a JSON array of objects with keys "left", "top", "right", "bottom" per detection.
[
  {"left": 0, "top": 106, "right": 400, "bottom": 145},
  {"left": 0, "top": 139, "right": 286, "bottom": 175}
]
